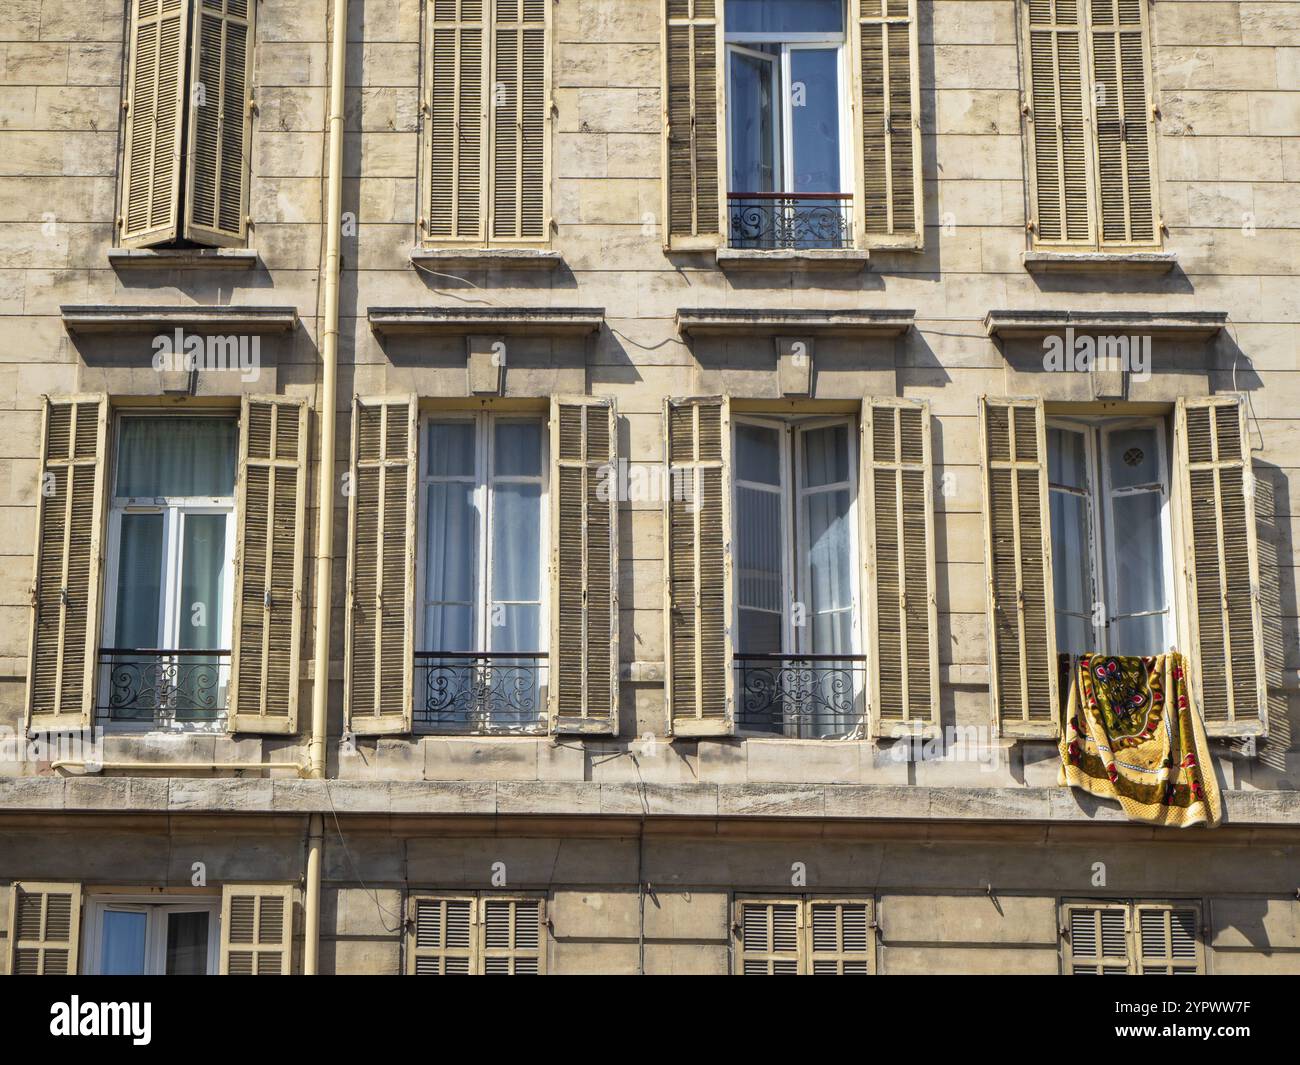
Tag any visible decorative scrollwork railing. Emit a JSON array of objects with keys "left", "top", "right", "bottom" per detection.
[
  {"left": 735, "top": 654, "right": 866, "bottom": 739},
  {"left": 414, "top": 652, "right": 548, "bottom": 734},
  {"left": 728, "top": 192, "right": 853, "bottom": 250},
  {"left": 97, "top": 649, "right": 230, "bottom": 727}
]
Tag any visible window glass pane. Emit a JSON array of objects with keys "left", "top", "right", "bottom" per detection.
[
  {"left": 424, "top": 483, "right": 477, "bottom": 607},
  {"left": 1106, "top": 425, "right": 1160, "bottom": 490},
  {"left": 729, "top": 49, "right": 778, "bottom": 193},
  {"left": 1055, "top": 611, "right": 1092, "bottom": 657},
  {"left": 494, "top": 421, "right": 542, "bottom": 478},
  {"left": 738, "top": 608, "right": 783, "bottom": 653},
  {"left": 1111, "top": 490, "right": 1166, "bottom": 622},
  {"left": 114, "top": 513, "right": 163, "bottom": 648},
  {"left": 115, "top": 417, "right": 236, "bottom": 498},
  {"left": 165, "top": 911, "right": 210, "bottom": 975},
  {"left": 801, "top": 424, "right": 848, "bottom": 487},
  {"left": 1113, "top": 613, "right": 1165, "bottom": 656},
  {"left": 425, "top": 420, "right": 476, "bottom": 478},
  {"left": 491, "top": 481, "right": 542, "bottom": 603},
  {"left": 736, "top": 423, "right": 782, "bottom": 485},
  {"left": 1050, "top": 490, "right": 1092, "bottom": 622},
  {"left": 1048, "top": 427, "right": 1088, "bottom": 490},
  {"left": 100, "top": 910, "right": 147, "bottom": 975},
  {"left": 179, "top": 514, "right": 228, "bottom": 651},
  {"left": 490, "top": 604, "right": 541, "bottom": 652},
  {"left": 789, "top": 48, "right": 842, "bottom": 193},
  {"left": 803, "top": 487, "right": 852, "bottom": 648},
  {"left": 729, "top": 0, "right": 843, "bottom": 34},
  {"left": 736, "top": 485, "right": 783, "bottom": 614},
  {"left": 810, "top": 609, "right": 851, "bottom": 655},
  {"left": 423, "top": 604, "right": 474, "bottom": 652}
]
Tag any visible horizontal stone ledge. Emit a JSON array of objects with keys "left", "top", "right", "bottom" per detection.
[
  {"left": 1021, "top": 251, "right": 1178, "bottom": 275},
  {"left": 677, "top": 308, "right": 915, "bottom": 339},
  {"left": 984, "top": 309, "right": 1228, "bottom": 340},
  {"left": 715, "top": 247, "right": 870, "bottom": 274},
  {"left": 61, "top": 305, "right": 300, "bottom": 335},
  {"left": 368, "top": 306, "right": 605, "bottom": 337},
  {"left": 410, "top": 247, "right": 564, "bottom": 272},
  {"left": 108, "top": 248, "right": 260, "bottom": 271}
]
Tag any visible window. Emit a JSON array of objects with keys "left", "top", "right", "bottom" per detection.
[
  {"left": 120, "top": 0, "right": 256, "bottom": 248},
  {"left": 84, "top": 896, "right": 219, "bottom": 975},
  {"left": 732, "top": 416, "right": 862, "bottom": 737},
  {"left": 423, "top": 0, "right": 550, "bottom": 245},
  {"left": 1047, "top": 417, "right": 1174, "bottom": 656},
  {"left": 416, "top": 413, "right": 548, "bottom": 732},
  {"left": 734, "top": 896, "right": 875, "bottom": 974},
  {"left": 1062, "top": 900, "right": 1203, "bottom": 974},
  {"left": 100, "top": 415, "right": 238, "bottom": 729},
  {"left": 407, "top": 894, "right": 545, "bottom": 974},
  {"left": 1022, "top": 0, "right": 1159, "bottom": 248}
]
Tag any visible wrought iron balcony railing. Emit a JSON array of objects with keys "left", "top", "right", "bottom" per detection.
[
  {"left": 97, "top": 648, "right": 230, "bottom": 727},
  {"left": 735, "top": 654, "right": 866, "bottom": 739},
  {"left": 727, "top": 192, "right": 853, "bottom": 250},
  {"left": 414, "top": 652, "right": 547, "bottom": 734}
]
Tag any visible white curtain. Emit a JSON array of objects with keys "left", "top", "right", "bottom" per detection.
[{"left": 115, "top": 417, "right": 236, "bottom": 497}]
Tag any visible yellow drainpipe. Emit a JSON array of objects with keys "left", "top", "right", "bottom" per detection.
[{"left": 305, "top": 0, "right": 350, "bottom": 976}]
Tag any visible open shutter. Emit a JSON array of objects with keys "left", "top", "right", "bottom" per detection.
[
  {"left": 1063, "top": 903, "right": 1131, "bottom": 974},
  {"left": 808, "top": 900, "right": 875, "bottom": 975},
  {"left": 491, "top": 0, "right": 549, "bottom": 241},
  {"left": 408, "top": 895, "right": 476, "bottom": 974},
  {"left": 550, "top": 397, "right": 619, "bottom": 734},
  {"left": 229, "top": 396, "right": 308, "bottom": 734},
  {"left": 1023, "top": 0, "right": 1093, "bottom": 244},
  {"left": 481, "top": 897, "right": 546, "bottom": 974},
  {"left": 663, "top": 0, "right": 721, "bottom": 247},
  {"left": 120, "top": 0, "right": 190, "bottom": 247},
  {"left": 1136, "top": 904, "right": 1201, "bottom": 974},
  {"left": 26, "top": 396, "right": 109, "bottom": 732},
  {"left": 1175, "top": 396, "right": 1266, "bottom": 736},
  {"left": 6, "top": 882, "right": 82, "bottom": 976},
  {"left": 665, "top": 397, "right": 732, "bottom": 735},
  {"left": 980, "top": 397, "right": 1058, "bottom": 737},
  {"left": 183, "top": 0, "right": 255, "bottom": 247},
  {"left": 220, "top": 883, "right": 293, "bottom": 975},
  {"left": 863, "top": 398, "right": 938, "bottom": 734},
  {"left": 735, "top": 900, "right": 802, "bottom": 975},
  {"left": 1089, "top": 0, "right": 1157, "bottom": 246},
  {"left": 427, "top": 0, "right": 488, "bottom": 241},
  {"left": 855, "top": 0, "right": 922, "bottom": 245},
  {"left": 345, "top": 397, "right": 417, "bottom": 736}
]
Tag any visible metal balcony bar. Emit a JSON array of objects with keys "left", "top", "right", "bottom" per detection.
[
  {"left": 414, "top": 651, "right": 548, "bottom": 734},
  {"left": 97, "top": 648, "right": 231, "bottom": 726},
  {"left": 734, "top": 653, "right": 866, "bottom": 739},
  {"left": 727, "top": 192, "right": 853, "bottom": 251}
]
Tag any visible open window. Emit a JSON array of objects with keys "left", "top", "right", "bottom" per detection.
[{"left": 84, "top": 895, "right": 219, "bottom": 975}]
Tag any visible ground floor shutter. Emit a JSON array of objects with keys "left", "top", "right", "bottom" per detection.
[
  {"left": 219, "top": 883, "right": 293, "bottom": 975},
  {"left": 6, "top": 881, "right": 82, "bottom": 975},
  {"left": 1063, "top": 902, "right": 1131, "bottom": 974}
]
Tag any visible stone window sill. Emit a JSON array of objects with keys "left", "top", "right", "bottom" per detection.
[
  {"left": 108, "top": 248, "right": 258, "bottom": 270},
  {"left": 716, "top": 247, "right": 870, "bottom": 273},
  {"left": 411, "top": 247, "right": 563, "bottom": 272},
  {"left": 1022, "top": 250, "right": 1177, "bottom": 274}
]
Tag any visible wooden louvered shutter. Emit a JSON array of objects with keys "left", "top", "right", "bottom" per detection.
[
  {"left": 229, "top": 396, "right": 307, "bottom": 734},
  {"left": 863, "top": 398, "right": 938, "bottom": 734},
  {"left": 808, "top": 901, "right": 874, "bottom": 975},
  {"left": 481, "top": 897, "right": 545, "bottom": 974},
  {"left": 26, "top": 396, "right": 109, "bottom": 732},
  {"left": 550, "top": 397, "right": 619, "bottom": 734},
  {"left": 1175, "top": 396, "right": 1266, "bottom": 736},
  {"left": 6, "top": 882, "right": 82, "bottom": 976},
  {"left": 736, "top": 900, "right": 802, "bottom": 975},
  {"left": 1024, "top": 0, "right": 1093, "bottom": 245},
  {"left": 1063, "top": 903, "right": 1131, "bottom": 974},
  {"left": 408, "top": 896, "right": 476, "bottom": 974},
  {"left": 854, "top": 0, "right": 922, "bottom": 245},
  {"left": 663, "top": 0, "right": 721, "bottom": 247},
  {"left": 427, "top": 0, "right": 487, "bottom": 241},
  {"left": 220, "top": 883, "right": 293, "bottom": 975},
  {"left": 120, "top": 0, "right": 190, "bottom": 247},
  {"left": 1089, "top": 0, "right": 1157, "bottom": 246},
  {"left": 490, "top": 0, "right": 549, "bottom": 240},
  {"left": 665, "top": 397, "right": 732, "bottom": 735},
  {"left": 980, "top": 397, "right": 1058, "bottom": 737},
  {"left": 344, "top": 396, "right": 417, "bottom": 736},
  {"left": 183, "top": 0, "right": 254, "bottom": 247},
  {"left": 1136, "top": 904, "right": 1201, "bottom": 974}
]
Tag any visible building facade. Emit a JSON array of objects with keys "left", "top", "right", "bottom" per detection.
[{"left": 1, "top": 0, "right": 1298, "bottom": 974}]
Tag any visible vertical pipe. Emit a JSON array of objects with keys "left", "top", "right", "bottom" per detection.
[{"left": 304, "top": 812, "right": 325, "bottom": 975}]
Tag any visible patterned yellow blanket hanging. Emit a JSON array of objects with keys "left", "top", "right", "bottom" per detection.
[{"left": 1058, "top": 652, "right": 1221, "bottom": 828}]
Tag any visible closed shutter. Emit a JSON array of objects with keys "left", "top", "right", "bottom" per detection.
[
  {"left": 736, "top": 900, "right": 802, "bottom": 975},
  {"left": 26, "top": 396, "right": 109, "bottom": 732},
  {"left": 980, "top": 397, "right": 1058, "bottom": 737},
  {"left": 1136, "top": 904, "right": 1202, "bottom": 974},
  {"left": 1063, "top": 903, "right": 1131, "bottom": 974},
  {"left": 120, "top": 0, "right": 190, "bottom": 247},
  {"left": 1023, "top": 0, "right": 1093, "bottom": 244},
  {"left": 663, "top": 0, "right": 721, "bottom": 246},
  {"left": 855, "top": 0, "right": 921, "bottom": 244},
  {"left": 408, "top": 896, "right": 476, "bottom": 974},
  {"left": 344, "top": 396, "right": 418, "bottom": 736},
  {"left": 220, "top": 883, "right": 293, "bottom": 975},
  {"left": 481, "top": 897, "right": 545, "bottom": 974},
  {"left": 229, "top": 396, "right": 308, "bottom": 734},
  {"left": 491, "top": 0, "right": 549, "bottom": 240},
  {"left": 550, "top": 397, "right": 619, "bottom": 734},
  {"left": 665, "top": 397, "right": 732, "bottom": 735},
  {"left": 1175, "top": 396, "right": 1266, "bottom": 735},
  {"left": 808, "top": 900, "right": 874, "bottom": 975},
  {"left": 183, "top": 0, "right": 255, "bottom": 247},
  {"left": 427, "top": 0, "right": 488, "bottom": 240},
  {"left": 6, "top": 882, "right": 82, "bottom": 976},
  {"left": 1089, "top": 0, "right": 1156, "bottom": 245},
  {"left": 862, "top": 398, "right": 938, "bottom": 734}
]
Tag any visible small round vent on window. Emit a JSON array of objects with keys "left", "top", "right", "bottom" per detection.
[{"left": 1123, "top": 447, "right": 1145, "bottom": 467}]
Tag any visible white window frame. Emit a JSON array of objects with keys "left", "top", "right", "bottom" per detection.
[
  {"left": 1047, "top": 415, "right": 1177, "bottom": 655},
  {"left": 100, "top": 412, "right": 238, "bottom": 733},
  {"left": 83, "top": 894, "right": 220, "bottom": 975}
]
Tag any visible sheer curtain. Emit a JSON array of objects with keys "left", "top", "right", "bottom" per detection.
[{"left": 116, "top": 417, "right": 237, "bottom": 497}]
